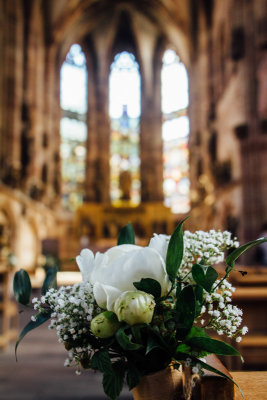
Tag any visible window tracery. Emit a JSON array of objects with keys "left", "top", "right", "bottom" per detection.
[
  {"left": 161, "top": 49, "right": 190, "bottom": 213},
  {"left": 109, "top": 51, "right": 141, "bottom": 206},
  {"left": 60, "top": 44, "right": 87, "bottom": 210}
]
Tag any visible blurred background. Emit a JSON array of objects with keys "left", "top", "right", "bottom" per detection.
[{"left": 0, "top": 0, "right": 267, "bottom": 398}]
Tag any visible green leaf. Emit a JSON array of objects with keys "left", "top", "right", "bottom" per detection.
[
  {"left": 226, "top": 237, "right": 267, "bottom": 268},
  {"left": 186, "top": 337, "right": 240, "bottom": 356},
  {"left": 90, "top": 349, "right": 113, "bottom": 373},
  {"left": 194, "top": 286, "right": 204, "bottom": 317},
  {"left": 41, "top": 266, "right": 58, "bottom": 295},
  {"left": 116, "top": 325, "right": 143, "bottom": 351},
  {"left": 190, "top": 357, "right": 244, "bottom": 398},
  {"left": 131, "top": 325, "right": 145, "bottom": 345},
  {"left": 166, "top": 217, "right": 189, "bottom": 282},
  {"left": 13, "top": 269, "right": 32, "bottom": 306},
  {"left": 145, "top": 334, "right": 165, "bottom": 355},
  {"left": 126, "top": 362, "right": 141, "bottom": 390},
  {"left": 176, "top": 343, "right": 191, "bottom": 353},
  {"left": 176, "top": 280, "right": 182, "bottom": 298},
  {"left": 15, "top": 312, "right": 51, "bottom": 360},
  {"left": 103, "top": 362, "right": 125, "bottom": 400},
  {"left": 117, "top": 223, "right": 135, "bottom": 245},
  {"left": 192, "top": 264, "right": 218, "bottom": 293},
  {"left": 175, "top": 285, "right": 195, "bottom": 339},
  {"left": 185, "top": 326, "right": 210, "bottom": 340},
  {"left": 133, "top": 278, "right": 161, "bottom": 299}
]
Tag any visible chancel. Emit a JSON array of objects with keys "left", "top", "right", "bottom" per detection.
[{"left": 0, "top": 0, "right": 267, "bottom": 399}]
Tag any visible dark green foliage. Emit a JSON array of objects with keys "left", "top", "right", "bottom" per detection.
[
  {"left": 226, "top": 237, "right": 267, "bottom": 268},
  {"left": 90, "top": 349, "right": 113, "bottom": 373},
  {"left": 117, "top": 223, "right": 135, "bottom": 245},
  {"left": 166, "top": 217, "right": 189, "bottom": 282},
  {"left": 41, "top": 266, "right": 58, "bottom": 295},
  {"left": 186, "top": 336, "right": 240, "bottom": 356},
  {"left": 126, "top": 362, "right": 141, "bottom": 390},
  {"left": 175, "top": 285, "right": 196, "bottom": 339},
  {"left": 133, "top": 278, "right": 161, "bottom": 299},
  {"left": 116, "top": 325, "right": 143, "bottom": 351},
  {"left": 15, "top": 312, "right": 51, "bottom": 360},
  {"left": 103, "top": 361, "right": 125, "bottom": 400},
  {"left": 192, "top": 264, "right": 218, "bottom": 293},
  {"left": 13, "top": 269, "right": 32, "bottom": 306}
]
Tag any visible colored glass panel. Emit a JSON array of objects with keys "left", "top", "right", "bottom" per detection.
[
  {"left": 162, "top": 50, "right": 190, "bottom": 213},
  {"left": 60, "top": 44, "right": 87, "bottom": 211},
  {"left": 109, "top": 52, "right": 141, "bottom": 206}
]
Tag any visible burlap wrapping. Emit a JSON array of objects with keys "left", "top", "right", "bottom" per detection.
[{"left": 132, "top": 367, "right": 184, "bottom": 400}]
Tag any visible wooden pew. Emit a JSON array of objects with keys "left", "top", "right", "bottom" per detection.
[
  {"left": 229, "top": 286, "right": 267, "bottom": 370},
  {"left": 0, "top": 264, "right": 18, "bottom": 349}
]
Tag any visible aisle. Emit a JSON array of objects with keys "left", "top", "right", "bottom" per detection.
[{"left": 0, "top": 309, "right": 132, "bottom": 400}]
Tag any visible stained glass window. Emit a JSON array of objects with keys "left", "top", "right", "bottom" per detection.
[
  {"left": 109, "top": 52, "right": 141, "bottom": 206},
  {"left": 60, "top": 44, "right": 87, "bottom": 210},
  {"left": 162, "top": 49, "right": 190, "bottom": 214}
]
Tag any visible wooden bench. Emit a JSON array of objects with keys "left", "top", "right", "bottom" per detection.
[
  {"left": 0, "top": 264, "right": 18, "bottom": 349},
  {"left": 227, "top": 286, "right": 267, "bottom": 370}
]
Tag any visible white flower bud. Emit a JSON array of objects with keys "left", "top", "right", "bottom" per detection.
[
  {"left": 90, "top": 311, "right": 121, "bottom": 338},
  {"left": 114, "top": 291, "right": 155, "bottom": 326}
]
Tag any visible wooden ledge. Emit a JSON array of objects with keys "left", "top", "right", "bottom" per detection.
[
  {"left": 232, "top": 371, "right": 267, "bottom": 400},
  {"left": 239, "top": 335, "right": 267, "bottom": 347},
  {"left": 191, "top": 355, "right": 234, "bottom": 400},
  {"left": 232, "top": 287, "right": 267, "bottom": 300}
]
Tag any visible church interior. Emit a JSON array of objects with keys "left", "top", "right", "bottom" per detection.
[{"left": 0, "top": 0, "right": 267, "bottom": 398}]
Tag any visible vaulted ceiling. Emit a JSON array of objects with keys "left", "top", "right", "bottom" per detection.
[{"left": 41, "top": 0, "right": 208, "bottom": 66}]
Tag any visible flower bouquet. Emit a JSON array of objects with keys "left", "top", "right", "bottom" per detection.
[{"left": 13, "top": 220, "right": 267, "bottom": 400}]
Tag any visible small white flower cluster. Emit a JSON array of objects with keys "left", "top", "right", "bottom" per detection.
[
  {"left": 185, "top": 357, "right": 204, "bottom": 376},
  {"left": 31, "top": 282, "right": 101, "bottom": 369},
  {"left": 180, "top": 230, "right": 239, "bottom": 278},
  {"left": 201, "top": 280, "right": 248, "bottom": 341}
]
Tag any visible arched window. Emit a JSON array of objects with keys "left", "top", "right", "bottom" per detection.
[
  {"left": 109, "top": 51, "right": 141, "bottom": 206},
  {"left": 60, "top": 44, "right": 87, "bottom": 210},
  {"left": 161, "top": 49, "right": 190, "bottom": 213}
]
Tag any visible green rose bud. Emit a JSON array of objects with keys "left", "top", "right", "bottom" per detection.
[
  {"left": 90, "top": 311, "right": 121, "bottom": 338},
  {"left": 114, "top": 290, "right": 155, "bottom": 326}
]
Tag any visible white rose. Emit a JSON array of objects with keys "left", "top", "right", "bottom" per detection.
[
  {"left": 76, "top": 244, "right": 170, "bottom": 311},
  {"left": 148, "top": 234, "right": 170, "bottom": 260}
]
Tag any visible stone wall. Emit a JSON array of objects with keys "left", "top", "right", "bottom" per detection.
[{"left": 188, "top": 0, "right": 267, "bottom": 252}]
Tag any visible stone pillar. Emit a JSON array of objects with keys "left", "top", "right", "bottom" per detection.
[
  {"left": 43, "top": 43, "right": 61, "bottom": 206},
  {"left": 240, "top": 138, "right": 267, "bottom": 241},
  {"left": 0, "top": 0, "right": 24, "bottom": 185},
  {"left": 140, "top": 46, "right": 164, "bottom": 203},
  {"left": 21, "top": 0, "right": 46, "bottom": 198},
  {"left": 237, "top": 1, "right": 267, "bottom": 244},
  {"left": 84, "top": 36, "right": 110, "bottom": 204}
]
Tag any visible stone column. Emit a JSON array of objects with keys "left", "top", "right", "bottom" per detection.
[
  {"left": 0, "top": 0, "right": 24, "bottom": 185},
  {"left": 240, "top": 138, "right": 267, "bottom": 241},
  {"left": 43, "top": 43, "right": 61, "bottom": 206},
  {"left": 239, "top": 0, "right": 267, "bottom": 244},
  {"left": 21, "top": 0, "right": 46, "bottom": 198},
  {"left": 84, "top": 36, "right": 110, "bottom": 204},
  {"left": 140, "top": 46, "right": 164, "bottom": 203},
  {"left": 84, "top": 41, "right": 102, "bottom": 203}
]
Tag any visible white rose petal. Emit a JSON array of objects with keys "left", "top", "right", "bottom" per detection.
[
  {"left": 76, "top": 249, "right": 95, "bottom": 282},
  {"left": 78, "top": 244, "right": 171, "bottom": 310},
  {"left": 148, "top": 234, "right": 170, "bottom": 260},
  {"left": 93, "top": 283, "right": 122, "bottom": 311}
]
